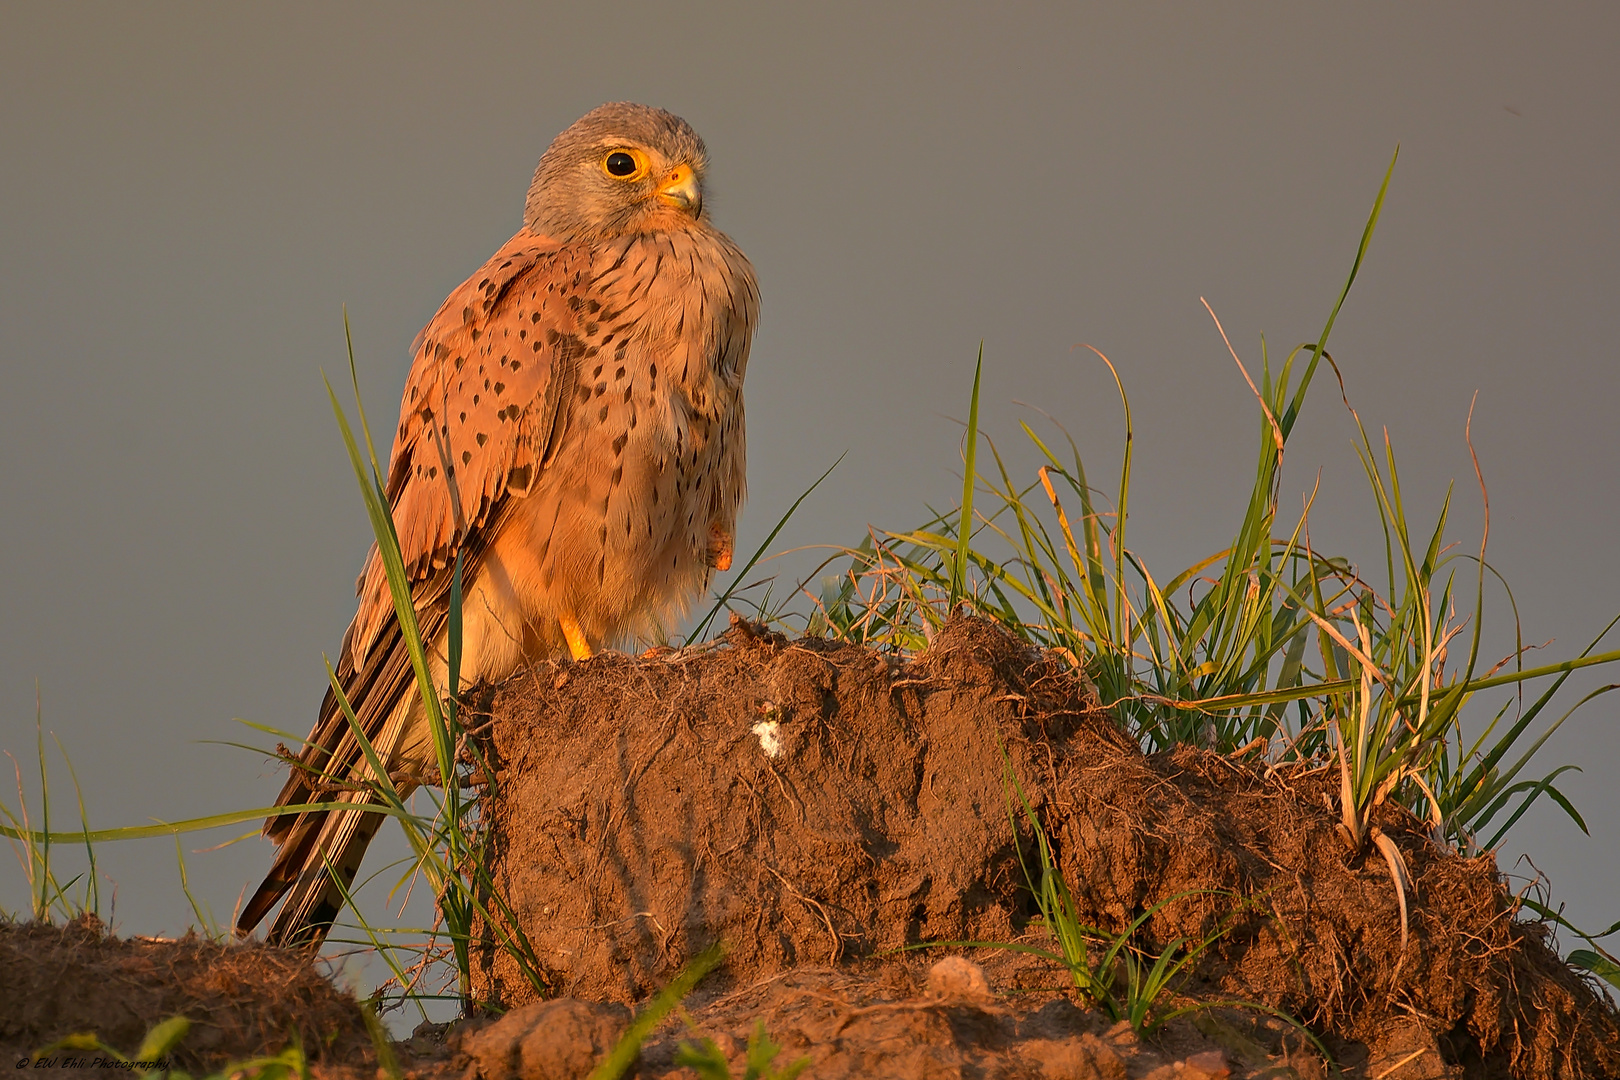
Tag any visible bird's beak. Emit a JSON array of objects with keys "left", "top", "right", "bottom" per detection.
[{"left": 656, "top": 164, "right": 702, "bottom": 217}]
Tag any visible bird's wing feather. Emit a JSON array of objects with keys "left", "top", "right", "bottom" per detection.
[{"left": 350, "top": 229, "right": 598, "bottom": 665}]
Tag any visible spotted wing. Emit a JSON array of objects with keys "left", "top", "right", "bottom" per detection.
[{"left": 349, "top": 229, "right": 600, "bottom": 664}]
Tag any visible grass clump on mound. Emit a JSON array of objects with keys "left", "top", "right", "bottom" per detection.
[{"left": 790, "top": 151, "right": 1620, "bottom": 971}]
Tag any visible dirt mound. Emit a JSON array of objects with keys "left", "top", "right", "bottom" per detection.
[
  {"left": 469, "top": 615, "right": 1620, "bottom": 1079},
  {"left": 468, "top": 615, "right": 1112, "bottom": 1004},
  {"left": 0, "top": 915, "right": 372, "bottom": 1071}
]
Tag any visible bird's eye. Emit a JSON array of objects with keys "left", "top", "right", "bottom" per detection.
[{"left": 603, "top": 151, "right": 641, "bottom": 178}]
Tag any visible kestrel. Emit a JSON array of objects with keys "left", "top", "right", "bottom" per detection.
[{"left": 237, "top": 103, "right": 759, "bottom": 947}]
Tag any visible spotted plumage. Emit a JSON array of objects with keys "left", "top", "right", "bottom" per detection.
[{"left": 238, "top": 103, "right": 759, "bottom": 947}]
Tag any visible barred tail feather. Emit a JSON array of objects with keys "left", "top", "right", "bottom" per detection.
[
  {"left": 237, "top": 608, "right": 440, "bottom": 946},
  {"left": 266, "top": 800, "right": 389, "bottom": 947}
]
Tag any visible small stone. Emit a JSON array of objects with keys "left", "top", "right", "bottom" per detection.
[
  {"left": 462, "top": 997, "right": 630, "bottom": 1080},
  {"left": 1104, "top": 1019, "right": 1139, "bottom": 1047},
  {"left": 1021, "top": 1034, "right": 1126, "bottom": 1080},
  {"left": 1179, "top": 1049, "right": 1231, "bottom": 1078},
  {"left": 926, "top": 955, "right": 991, "bottom": 1000}
]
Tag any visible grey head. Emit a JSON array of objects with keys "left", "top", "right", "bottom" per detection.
[{"left": 524, "top": 102, "right": 713, "bottom": 243}]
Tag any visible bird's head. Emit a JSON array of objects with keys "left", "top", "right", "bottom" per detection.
[{"left": 524, "top": 102, "right": 712, "bottom": 242}]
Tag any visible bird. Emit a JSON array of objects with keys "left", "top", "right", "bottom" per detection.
[{"left": 236, "top": 102, "right": 759, "bottom": 947}]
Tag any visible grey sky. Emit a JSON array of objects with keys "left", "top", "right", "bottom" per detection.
[{"left": 3, "top": 2, "right": 1616, "bottom": 973}]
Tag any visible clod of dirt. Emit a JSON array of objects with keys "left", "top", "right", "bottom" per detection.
[
  {"left": 1175, "top": 1050, "right": 1233, "bottom": 1079},
  {"left": 469, "top": 615, "right": 1620, "bottom": 1079},
  {"left": 1022, "top": 1034, "right": 1128, "bottom": 1080},
  {"left": 0, "top": 914, "right": 371, "bottom": 1071},
  {"left": 1047, "top": 735, "right": 1620, "bottom": 1079},
  {"left": 926, "top": 956, "right": 992, "bottom": 1001},
  {"left": 460, "top": 998, "right": 630, "bottom": 1080}
]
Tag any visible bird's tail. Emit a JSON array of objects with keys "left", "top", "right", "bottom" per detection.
[
  {"left": 237, "top": 611, "right": 436, "bottom": 947},
  {"left": 271, "top": 799, "right": 390, "bottom": 947},
  {"left": 234, "top": 767, "right": 411, "bottom": 945}
]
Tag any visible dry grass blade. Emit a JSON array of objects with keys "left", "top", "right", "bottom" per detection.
[{"left": 1372, "top": 831, "right": 1412, "bottom": 956}]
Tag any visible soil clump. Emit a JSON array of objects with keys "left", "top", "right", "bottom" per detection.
[{"left": 0, "top": 914, "right": 372, "bottom": 1072}]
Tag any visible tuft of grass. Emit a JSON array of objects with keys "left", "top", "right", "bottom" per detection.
[
  {"left": 795, "top": 148, "right": 1620, "bottom": 910},
  {"left": 2, "top": 703, "right": 102, "bottom": 922}
]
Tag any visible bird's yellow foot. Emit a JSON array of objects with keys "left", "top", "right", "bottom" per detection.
[
  {"left": 558, "top": 610, "right": 592, "bottom": 661},
  {"left": 706, "top": 524, "right": 734, "bottom": 572}
]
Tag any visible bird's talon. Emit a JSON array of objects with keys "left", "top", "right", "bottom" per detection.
[
  {"left": 559, "top": 611, "right": 593, "bottom": 661},
  {"left": 707, "top": 525, "right": 734, "bottom": 572}
]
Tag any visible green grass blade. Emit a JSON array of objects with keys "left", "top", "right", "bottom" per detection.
[
  {"left": 1568, "top": 949, "right": 1620, "bottom": 990},
  {"left": 35, "top": 699, "right": 51, "bottom": 918},
  {"left": 51, "top": 733, "right": 98, "bottom": 917},
  {"left": 135, "top": 1016, "right": 191, "bottom": 1063},
  {"left": 951, "top": 346, "right": 984, "bottom": 607},
  {"left": 0, "top": 800, "right": 427, "bottom": 847},
  {"left": 322, "top": 370, "right": 447, "bottom": 758},
  {"left": 174, "top": 836, "right": 216, "bottom": 936},
  {"left": 342, "top": 308, "right": 387, "bottom": 491},
  {"left": 687, "top": 453, "right": 844, "bottom": 644},
  {"left": 1281, "top": 145, "right": 1398, "bottom": 436},
  {"left": 588, "top": 943, "right": 726, "bottom": 1080}
]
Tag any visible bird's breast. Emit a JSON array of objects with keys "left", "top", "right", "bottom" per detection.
[{"left": 490, "top": 227, "right": 757, "bottom": 648}]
